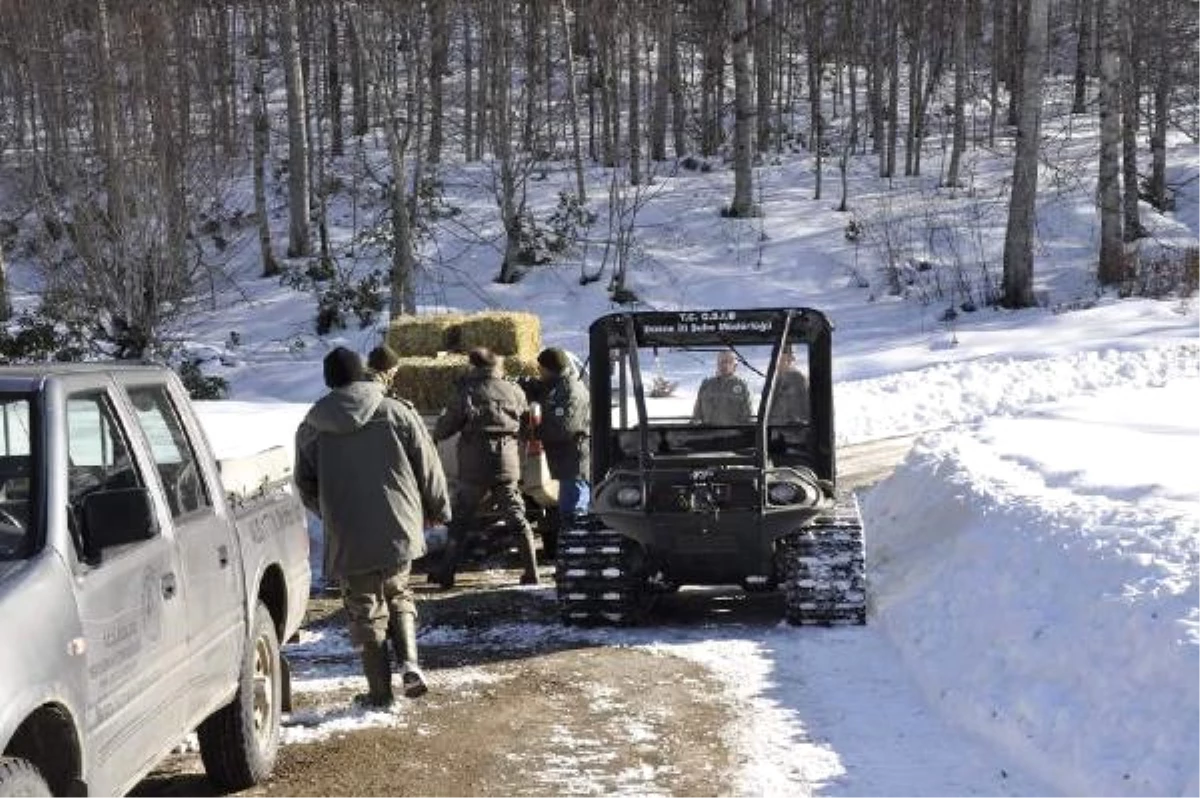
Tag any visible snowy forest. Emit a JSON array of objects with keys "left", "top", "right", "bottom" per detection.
[{"left": 0, "top": 0, "right": 1196, "bottom": 369}]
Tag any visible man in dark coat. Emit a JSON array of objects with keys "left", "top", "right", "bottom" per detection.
[
  {"left": 431, "top": 347, "right": 539, "bottom": 588},
  {"left": 692, "top": 349, "right": 753, "bottom": 425},
  {"left": 536, "top": 347, "right": 591, "bottom": 521},
  {"left": 769, "top": 344, "right": 810, "bottom": 424},
  {"left": 295, "top": 347, "right": 450, "bottom": 707}
]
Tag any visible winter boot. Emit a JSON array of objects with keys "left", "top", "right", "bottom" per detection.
[
  {"left": 389, "top": 613, "right": 428, "bottom": 698},
  {"left": 432, "top": 531, "right": 465, "bottom": 589},
  {"left": 352, "top": 639, "right": 394, "bottom": 709},
  {"left": 518, "top": 525, "right": 540, "bottom": 585}
]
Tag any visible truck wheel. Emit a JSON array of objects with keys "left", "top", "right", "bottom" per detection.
[
  {"left": 198, "top": 601, "right": 282, "bottom": 791},
  {"left": 0, "top": 757, "right": 51, "bottom": 797}
]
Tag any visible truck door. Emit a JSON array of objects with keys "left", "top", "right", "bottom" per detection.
[
  {"left": 64, "top": 387, "right": 189, "bottom": 794},
  {"left": 122, "top": 383, "right": 243, "bottom": 725}
]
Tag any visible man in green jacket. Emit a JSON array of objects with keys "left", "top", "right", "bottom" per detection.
[
  {"left": 295, "top": 347, "right": 451, "bottom": 707},
  {"left": 431, "top": 347, "right": 539, "bottom": 588},
  {"left": 536, "top": 347, "right": 591, "bottom": 522}
]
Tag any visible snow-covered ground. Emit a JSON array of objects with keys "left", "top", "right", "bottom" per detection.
[{"left": 9, "top": 85, "right": 1199, "bottom": 796}]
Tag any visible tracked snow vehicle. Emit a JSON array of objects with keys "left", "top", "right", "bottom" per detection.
[{"left": 555, "top": 308, "right": 866, "bottom": 625}]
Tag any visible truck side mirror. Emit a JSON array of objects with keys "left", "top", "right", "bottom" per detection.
[{"left": 81, "top": 487, "right": 158, "bottom": 552}]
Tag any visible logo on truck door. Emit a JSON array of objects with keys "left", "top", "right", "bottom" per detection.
[{"left": 141, "top": 565, "right": 162, "bottom": 643}]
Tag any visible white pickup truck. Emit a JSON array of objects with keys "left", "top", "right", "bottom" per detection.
[{"left": 0, "top": 364, "right": 310, "bottom": 796}]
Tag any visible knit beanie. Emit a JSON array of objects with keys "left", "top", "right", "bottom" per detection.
[
  {"left": 368, "top": 344, "right": 401, "bottom": 373},
  {"left": 537, "top": 347, "right": 570, "bottom": 375},
  {"left": 468, "top": 347, "right": 499, "bottom": 369},
  {"left": 324, "top": 346, "right": 365, "bottom": 389}
]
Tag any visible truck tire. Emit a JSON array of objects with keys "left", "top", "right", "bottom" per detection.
[
  {"left": 197, "top": 601, "right": 281, "bottom": 791},
  {"left": 0, "top": 757, "right": 51, "bottom": 797}
]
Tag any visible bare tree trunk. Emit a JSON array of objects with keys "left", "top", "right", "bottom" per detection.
[
  {"left": 1096, "top": 0, "right": 1125, "bottom": 285},
  {"left": 254, "top": 2, "right": 279, "bottom": 277},
  {"left": 1001, "top": 0, "right": 1049, "bottom": 308},
  {"left": 464, "top": 10, "right": 475, "bottom": 160},
  {"left": 754, "top": 0, "right": 773, "bottom": 153},
  {"left": 729, "top": 0, "right": 756, "bottom": 215},
  {"left": 650, "top": 0, "right": 671, "bottom": 161},
  {"left": 988, "top": 0, "right": 1003, "bottom": 145},
  {"left": 670, "top": 18, "right": 687, "bottom": 156},
  {"left": 428, "top": 0, "right": 447, "bottom": 164},
  {"left": 0, "top": 246, "right": 9, "bottom": 322},
  {"left": 347, "top": 8, "right": 369, "bottom": 136},
  {"left": 945, "top": 0, "right": 967, "bottom": 187},
  {"left": 628, "top": 14, "right": 642, "bottom": 185},
  {"left": 1072, "top": 0, "right": 1093, "bottom": 113},
  {"left": 886, "top": 12, "right": 899, "bottom": 177},
  {"left": 870, "top": 0, "right": 885, "bottom": 160},
  {"left": 328, "top": 5, "right": 344, "bottom": 157},
  {"left": 559, "top": 0, "right": 587, "bottom": 199},
  {"left": 1147, "top": 1, "right": 1170, "bottom": 211},
  {"left": 1119, "top": 4, "right": 1143, "bottom": 241},
  {"left": 280, "top": 0, "right": 312, "bottom": 257}
]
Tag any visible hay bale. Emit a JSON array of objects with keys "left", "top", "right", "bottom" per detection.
[
  {"left": 390, "top": 354, "right": 542, "bottom": 414},
  {"left": 391, "top": 354, "right": 469, "bottom": 413},
  {"left": 386, "top": 314, "right": 465, "bottom": 358},
  {"left": 457, "top": 312, "right": 542, "bottom": 360}
]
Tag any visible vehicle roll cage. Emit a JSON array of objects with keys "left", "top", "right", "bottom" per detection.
[{"left": 588, "top": 308, "right": 835, "bottom": 482}]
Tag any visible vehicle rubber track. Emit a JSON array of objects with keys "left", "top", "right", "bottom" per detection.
[
  {"left": 555, "top": 517, "right": 653, "bottom": 625},
  {"left": 778, "top": 493, "right": 867, "bottom": 625}
]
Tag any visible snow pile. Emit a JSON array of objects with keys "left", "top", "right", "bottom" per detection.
[{"left": 865, "top": 379, "right": 1199, "bottom": 796}]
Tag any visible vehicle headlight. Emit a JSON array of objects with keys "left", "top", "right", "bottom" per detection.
[
  {"left": 615, "top": 486, "right": 643, "bottom": 507},
  {"left": 767, "top": 481, "right": 802, "bottom": 505}
]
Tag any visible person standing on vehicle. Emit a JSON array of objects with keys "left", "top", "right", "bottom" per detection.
[
  {"left": 295, "top": 346, "right": 450, "bottom": 707},
  {"left": 368, "top": 344, "right": 402, "bottom": 397},
  {"left": 430, "top": 347, "right": 540, "bottom": 588},
  {"left": 769, "top": 344, "right": 810, "bottom": 424},
  {"left": 536, "top": 347, "right": 591, "bottom": 522},
  {"left": 692, "top": 349, "right": 753, "bottom": 425}
]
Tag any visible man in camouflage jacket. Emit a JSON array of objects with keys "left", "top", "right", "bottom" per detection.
[{"left": 432, "top": 347, "right": 540, "bottom": 587}]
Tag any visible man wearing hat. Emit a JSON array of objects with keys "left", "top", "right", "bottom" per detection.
[
  {"left": 536, "top": 347, "right": 591, "bottom": 522},
  {"left": 368, "top": 343, "right": 402, "bottom": 397},
  {"left": 295, "top": 346, "right": 450, "bottom": 707},
  {"left": 431, "top": 347, "right": 540, "bottom": 588}
]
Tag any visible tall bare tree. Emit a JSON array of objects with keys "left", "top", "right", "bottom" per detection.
[
  {"left": 1001, "top": 0, "right": 1049, "bottom": 308},
  {"left": 1096, "top": 0, "right": 1125, "bottom": 285},
  {"left": 728, "top": 0, "right": 757, "bottom": 216},
  {"left": 280, "top": 0, "right": 312, "bottom": 258}
]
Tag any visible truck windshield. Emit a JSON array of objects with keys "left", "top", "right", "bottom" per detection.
[{"left": 0, "top": 394, "right": 37, "bottom": 561}]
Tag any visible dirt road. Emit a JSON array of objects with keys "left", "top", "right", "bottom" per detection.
[{"left": 135, "top": 436, "right": 916, "bottom": 797}]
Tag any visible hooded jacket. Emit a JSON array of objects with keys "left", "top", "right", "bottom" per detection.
[
  {"left": 432, "top": 363, "right": 527, "bottom": 485},
  {"left": 539, "top": 365, "right": 591, "bottom": 481},
  {"left": 295, "top": 380, "right": 450, "bottom": 581}
]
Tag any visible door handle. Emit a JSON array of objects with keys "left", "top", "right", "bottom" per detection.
[
  {"left": 161, "top": 572, "right": 177, "bottom": 600},
  {"left": 217, "top": 544, "right": 229, "bottom": 568}
]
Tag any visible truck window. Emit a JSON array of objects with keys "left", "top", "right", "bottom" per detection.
[
  {"left": 0, "top": 395, "right": 35, "bottom": 560},
  {"left": 67, "top": 392, "right": 146, "bottom": 554},
  {"left": 125, "top": 385, "right": 211, "bottom": 519}
]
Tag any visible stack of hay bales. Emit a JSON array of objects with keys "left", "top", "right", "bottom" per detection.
[{"left": 384, "top": 311, "right": 542, "bottom": 414}]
